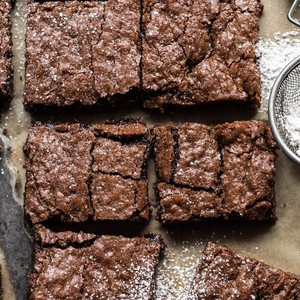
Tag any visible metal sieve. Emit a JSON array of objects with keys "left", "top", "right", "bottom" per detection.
[
  {"left": 288, "top": 0, "right": 300, "bottom": 27},
  {"left": 269, "top": 55, "right": 300, "bottom": 164}
]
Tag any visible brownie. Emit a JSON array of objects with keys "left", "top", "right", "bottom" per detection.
[
  {"left": 24, "top": 119, "right": 150, "bottom": 224},
  {"left": 142, "top": 0, "right": 262, "bottom": 110},
  {"left": 29, "top": 225, "right": 164, "bottom": 300},
  {"left": 0, "top": 0, "right": 13, "bottom": 102},
  {"left": 152, "top": 121, "right": 277, "bottom": 223},
  {"left": 215, "top": 121, "right": 277, "bottom": 220},
  {"left": 188, "top": 242, "right": 300, "bottom": 299},
  {"left": 24, "top": 124, "right": 94, "bottom": 224},
  {"left": 24, "top": 0, "right": 141, "bottom": 106}
]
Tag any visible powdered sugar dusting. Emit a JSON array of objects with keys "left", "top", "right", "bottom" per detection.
[
  {"left": 257, "top": 31, "right": 300, "bottom": 113},
  {"left": 155, "top": 239, "right": 210, "bottom": 299}
]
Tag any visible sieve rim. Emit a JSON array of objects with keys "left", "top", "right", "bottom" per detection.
[{"left": 269, "top": 55, "right": 300, "bottom": 164}]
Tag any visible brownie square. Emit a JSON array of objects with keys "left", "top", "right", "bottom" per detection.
[
  {"left": 152, "top": 123, "right": 222, "bottom": 223},
  {"left": 91, "top": 122, "right": 150, "bottom": 221},
  {"left": 0, "top": 0, "right": 12, "bottom": 102},
  {"left": 24, "top": 124, "right": 95, "bottom": 224},
  {"left": 188, "top": 242, "right": 300, "bottom": 299},
  {"left": 24, "top": 119, "right": 151, "bottom": 224},
  {"left": 25, "top": 0, "right": 141, "bottom": 106},
  {"left": 216, "top": 121, "right": 277, "bottom": 220},
  {"left": 29, "top": 225, "right": 164, "bottom": 300},
  {"left": 152, "top": 121, "right": 277, "bottom": 223},
  {"left": 142, "top": 0, "right": 262, "bottom": 110}
]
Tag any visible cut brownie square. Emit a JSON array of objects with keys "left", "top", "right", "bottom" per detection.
[
  {"left": 188, "top": 242, "right": 300, "bottom": 299},
  {"left": 25, "top": 0, "right": 141, "bottom": 106},
  {"left": 24, "top": 124, "right": 94, "bottom": 224},
  {"left": 152, "top": 121, "right": 277, "bottom": 223},
  {"left": 215, "top": 121, "right": 277, "bottom": 220},
  {"left": 24, "top": 119, "right": 151, "bottom": 224},
  {"left": 152, "top": 123, "right": 222, "bottom": 223},
  {"left": 91, "top": 120, "right": 150, "bottom": 222},
  {"left": 29, "top": 225, "right": 164, "bottom": 300},
  {"left": 142, "top": 0, "right": 262, "bottom": 110},
  {"left": 0, "top": 0, "right": 13, "bottom": 102}
]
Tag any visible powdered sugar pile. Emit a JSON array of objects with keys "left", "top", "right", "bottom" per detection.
[{"left": 257, "top": 31, "right": 300, "bottom": 113}]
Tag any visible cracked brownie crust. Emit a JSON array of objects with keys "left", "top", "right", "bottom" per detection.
[
  {"left": 188, "top": 242, "right": 300, "bottom": 299},
  {"left": 24, "top": 119, "right": 150, "bottom": 224},
  {"left": 29, "top": 225, "right": 164, "bottom": 300},
  {"left": 152, "top": 121, "right": 277, "bottom": 223},
  {"left": 143, "top": 0, "right": 263, "bottom": 109},
  {"left": 25, "top": 0, "right": 263, "bottom": 109},
  {"left": 25, "top": 0, "right": 141, "bottom": 106},
  {"left": 0, "top": 0, "right": 13, "bottom": 102}
]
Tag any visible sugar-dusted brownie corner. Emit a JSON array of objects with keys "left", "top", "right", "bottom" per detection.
[
  {"left": 29, "top": 225, "right": 164, "bottom": 299},
  {"left": 24, "top": 119, "right": 151, "bottom": 224},
  {"left": 25, "top": 0, "right": 141, "bottom": 106},
  {"left": 0, "top": 0, "right": 13, "bottom": 102},
  {"left": 152, "top": 121, "right": 277, "bottom": 223},
  {"left": 188, "top": 242, "right": 300, "bottom": 299},
  {"left": 142, "top": 0, "right": 262, "bottom": 110}
]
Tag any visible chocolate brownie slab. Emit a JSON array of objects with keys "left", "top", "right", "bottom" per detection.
[
  {"left": 25, "top": 0, "right": 141, "bottom": 106},
  {"left": 24, "top": 120, "right": 150, "bottom": 224},
  {"left": 29, "top": 225, "right": 164, "bottom": 299},
  {"left": 188, "top": 242, "right": 300, "bottom": 299},
  {"left": 152, "top": 121, "right": 277, "bottom": 223},
  {"left": 142, "top": 0, "right": 262, "bottom": 110},
  {"left": 0, "top": 0, "right": 12, "bottom": 102}
]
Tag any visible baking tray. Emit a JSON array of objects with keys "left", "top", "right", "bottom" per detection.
[{"left": 0, "top": 0, "right": 300, "bottom": 299}]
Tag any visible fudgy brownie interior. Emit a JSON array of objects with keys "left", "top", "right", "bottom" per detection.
[
  {"left": 24, "top": 119, "right": 150, "bottom": 224},
  {"left": 152, "top": 121, "right": 277, "bottom": 223},
  {"left": 188, "top": 242, "right": 300, "bottom": 299}
]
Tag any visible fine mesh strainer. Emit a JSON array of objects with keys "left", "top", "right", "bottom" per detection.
[
  {"left": 269, "top": 56, "right": 300, "bottom": 164},
  {"left": 288, "top": 0, "right": 300, "bottom": 27}
]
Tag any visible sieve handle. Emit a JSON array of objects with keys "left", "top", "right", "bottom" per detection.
[{"left": 288, "top": 0, "right": 300, "bottom": 27}]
